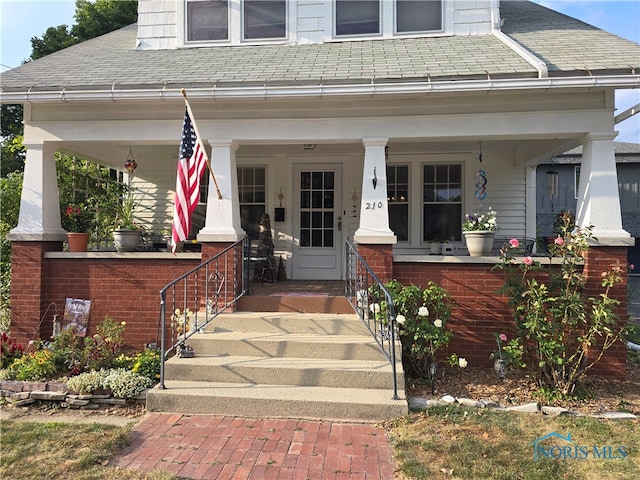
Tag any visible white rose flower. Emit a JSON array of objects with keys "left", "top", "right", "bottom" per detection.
[
  {"left": 418, "top": 306, "right": 429, "bottom": 316},
  {"left": 396, "top": 314, "right": 406, "bottom": 325},
  {"left": 459, "top": 357, "right": 468, "bottom": 368},
  {"left": 369, "top": 303, "right": 380, "bottom": 314},
  {"left": 434, "top": 319, "right": 443, "bottom": 328}
]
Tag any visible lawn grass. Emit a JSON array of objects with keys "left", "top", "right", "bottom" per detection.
[
  {"left": 388, "top": 406, "right": 639, "bottom": 480},
  {"left": 0, "top": 420, "right": 176, "bottom": 480},
  {"left": 1, "top": 408, "right": 637, "bottom": 480}
]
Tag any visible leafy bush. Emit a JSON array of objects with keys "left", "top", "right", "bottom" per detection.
[
  {"left": 131, "top": 348, "right": 161, "bottom": 381},
  {"left": 66, "top": 370, "right": 106, "bottom": 394},
  {"left": 7, "top": 349, "right": 56, "bottom": 381},
  {"left": 496, "top": 210, "right": 626, "bottom": 396},
  {"left": 65, "top": 368, "right": 154, "bottom": 398},
  {"left": 384, "top": 279, "right": 459, "bottom": 379},
  {"left": 1, "top": 332, "right": 23, "bottom": 368},
  {"left": 108, "top": 369, "right": 154, "bottom": 398},
  {"left": 82, "top": 317, "right": 127, "bottom": 371}
]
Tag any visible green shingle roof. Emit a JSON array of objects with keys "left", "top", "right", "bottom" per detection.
[{"left": 1, "top": 1, "right": 638, "bottom": 93}]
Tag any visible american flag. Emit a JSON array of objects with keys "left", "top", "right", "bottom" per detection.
[{"left": 172, "top": 107, "right": 208, "bottom": 253}]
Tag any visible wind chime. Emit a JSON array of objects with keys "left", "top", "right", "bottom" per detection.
[{"left": 475, "top": 141, "right": 487, "bottom": 201}]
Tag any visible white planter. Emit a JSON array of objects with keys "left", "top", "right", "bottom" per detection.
[
  {"left": 113, "top": 229, "right": 141, "bottom": 252},
  {"left": 463, "top": 230, "right": 495, "bottom": 256}
]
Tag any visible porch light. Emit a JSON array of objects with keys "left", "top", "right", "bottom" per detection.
[{"left": 124, "top": 147, "right": 138, "bottom": 174}]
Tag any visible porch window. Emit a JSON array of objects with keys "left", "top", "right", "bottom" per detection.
[
  {"left": 187, "top": 0, "right": 229, "bottom": 41},
  {"left": 244, "top": 0, "right": 286, "bottom": 40},
  {"left": 335, "top": 0, "right": 380, "bottom": 36},
  {"left": 387, "top": 164, "right": 409, "bottom": 242},
  {"left": 423, "top": 164, "right": 462, "bottom": 242},
  {"left": 396, "top": 0, "right": 442, "bottom": 33},
  {"left": 238, "top": 166, "right": 266, "bottom": 239}
]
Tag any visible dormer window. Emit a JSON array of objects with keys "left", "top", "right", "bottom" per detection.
[
  {"left": 396, "top": 0, "right": 442, "bottom": 33},
  {"left": 335, "top": 0, "right": 380, "bottom": 36},
  {"left": 187, "top": 0, "right": 229, "bottom": 41},
  {"left": 244, "top": 0, "right": 286, "bottom": 40}
]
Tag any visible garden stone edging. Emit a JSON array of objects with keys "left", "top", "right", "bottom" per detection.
[
  {"left": 0, "top": 380, "right": 147, "bottom": 410},
  {"left": 408, "top": 396, "right": 638, "bottom": 420}
]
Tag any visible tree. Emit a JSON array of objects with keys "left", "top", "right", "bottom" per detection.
[
  {"left": 2, "top": 0, "right": 139, "bottom": 178},
  {"left": 72, "top": 0, "right": 138, "bottom": 41}
]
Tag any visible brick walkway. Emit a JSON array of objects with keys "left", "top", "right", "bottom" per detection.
[{"left": 113, "top": 413, "right": 396, "bottom": 479}]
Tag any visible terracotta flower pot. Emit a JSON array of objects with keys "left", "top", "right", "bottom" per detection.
[{"left": 67, "top": 232, "right": 90, "bottom": 252}]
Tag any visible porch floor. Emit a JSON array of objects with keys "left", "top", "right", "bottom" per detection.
[{"left": 238, "top": 280, "right": 352, "bottom": 314}]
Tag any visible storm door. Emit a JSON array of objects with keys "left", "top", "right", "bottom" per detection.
[{"left": 292, "top": 165, "right": 343, "bottom": 280}]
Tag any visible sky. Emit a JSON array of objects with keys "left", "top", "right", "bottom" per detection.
[{"left": 0, "top": 0, "right": 638, "bottom": 142}]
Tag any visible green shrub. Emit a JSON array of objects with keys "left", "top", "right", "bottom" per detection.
[{"left": 131, "top": 348, "right": 161, "bottom": 381}]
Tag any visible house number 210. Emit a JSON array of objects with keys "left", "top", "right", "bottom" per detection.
[{"left": 365, "top": 202, "right": 384, "bottom": 210}]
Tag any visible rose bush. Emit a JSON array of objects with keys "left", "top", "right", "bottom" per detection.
[{"left": 495, "top": 210, "right": 626, "bottom": 396}]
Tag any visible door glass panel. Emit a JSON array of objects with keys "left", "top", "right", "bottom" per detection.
[
  {"left": 324, "top": 172, "right": 334, "bottom": 188},
  {"left": 301, "top": 172, "right": 311, "bottom": 189},
  {"left": 312, "top": 191, "right": 323, "bottom": 208},
  {"left": 299, "top": 170, "right": 335, "bottom": 249},
  {"left": 324, "top": 191, "right": 334, "bottom": 208},
  {"left": 301, "top": 191, "right": 310, "bottom": 209}
]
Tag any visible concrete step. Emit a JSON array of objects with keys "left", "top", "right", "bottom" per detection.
[
  {"left": 156, "top": 312, "right": 407, "bottom": 421},
  {"left": 164, "top": 355, "right": 400, "bottom": 390},
  {"left": 147, "top": 381, "right": 407, "bottom": 422},
  {"left": 182, "top": 331, "right": 385, "bottom": 360},
  {"left": 206, "top": 312, "right": 372, "bottom": 336},
  {"left": 236, "top": 294, "right": 353, "bottom": 314}
]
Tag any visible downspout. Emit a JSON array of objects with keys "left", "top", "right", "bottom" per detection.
[{"left": 491, "top": 7, "right": 548, "bottom": 78}]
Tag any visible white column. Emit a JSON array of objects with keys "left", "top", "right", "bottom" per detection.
[
  {"left": 7, "top": 142, "right": 66, "bottom": 241},
  {"left": 575, "top": 132, "right": 632, "bottom": 245},
  {"left": 197, "top": 139, "right": 246, "bottom": 241},
  {"left": 525, "top": 165, "right": 537, "bottom": 248},
  {"left": 354, "top": 138, "right": 397, "bottom": 244}
]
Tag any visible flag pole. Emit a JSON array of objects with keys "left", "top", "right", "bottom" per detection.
[{"left": 181, "top": 89, "right": 223, "bottom": 199}]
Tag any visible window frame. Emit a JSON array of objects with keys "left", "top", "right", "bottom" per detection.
[
  {"left": 185, "top": 0, "right": 230, "bottom": 43},
  {"left": 395, "top": 0, "right": 443, "bottom": 34},
  {"left": 386, "top": 163, "right": 410, "bottom": 242},
  {"left": 334, "top": 0, "right": 381, "bottom": 37},
  {"left": 422, "top": 162, "right": 463, "bottom": 243},
  {"left": 242, "top": 0, "right": 287, "bottom": 41},
  {"left": 237, "top": 165, "right": 267, "bottom": 240}
]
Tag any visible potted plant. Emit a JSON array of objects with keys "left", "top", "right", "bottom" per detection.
[
  {"left": 113, "top": 196, "right": 142, "bottom": 252},
  {"left": 62, "top": 203, "right": 94, "bottom": 252},
  {"left": 462, "top": 207, "right": 497, "bottom": 256}
]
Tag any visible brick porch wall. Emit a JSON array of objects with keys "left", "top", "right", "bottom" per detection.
[
  {"left": 392, "top": 251, "right": 628, "bottom": 377},
  {"left": 9, "top": 243, "right": 201, "bottom": 349}
]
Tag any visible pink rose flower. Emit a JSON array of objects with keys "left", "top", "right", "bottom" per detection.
[
  {"left": 554, "top": 237, "right": 564, "bottom": 245},
  {"left": 630, "top": 264, "right": 635, "bottom": 271},
  {"left": 499, "top": 333, "right": 507, "bottom": 342},
  {"left": 523, "top": 256, "right": 533, "bottom": 266},
  {"left": 509, "top": 239, "right": 520, "bottom": 248}
]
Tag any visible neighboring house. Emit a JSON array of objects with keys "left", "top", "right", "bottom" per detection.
[
  {"left": 2, "top": 0, "right": 639, "bottom": 372},
  {"left": 537, "top": 142, "right": 640, "bottom": 266}
]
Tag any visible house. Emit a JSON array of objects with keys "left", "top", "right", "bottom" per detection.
[
  {"left": 536, "top": 142, "right": 640, "bottom": 267},
  {"left": 2, "top": 0, "right": 639, "bottom": 375}
]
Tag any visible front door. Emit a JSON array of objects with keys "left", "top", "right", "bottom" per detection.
[{"left": 292, "top": 165, "right": 343, "bottom": 280}]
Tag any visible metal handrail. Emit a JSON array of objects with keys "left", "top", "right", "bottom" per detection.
[
  {"left": 344, "top": 240, "right": 400, "bottom": 400},
  {"left": 158, "top": 237, "right": 250, "bottom": 388}
]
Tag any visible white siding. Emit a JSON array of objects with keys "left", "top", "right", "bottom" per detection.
[
  {"left": 135, "top": 0, "right": 497, "bottom": 50},
  {"left": 453, "top": 0, "right": 494, "bottom": 36},
  {"left": 136, "top": 0, "right": 178, "bottom": 50}
]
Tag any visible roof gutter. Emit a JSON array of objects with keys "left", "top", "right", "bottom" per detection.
[
  {"left": 491, "top": 13, "right": 548, "bottom": 78},
  {"left": 1, "top": 75, "right": 638, "bottom": 104}
]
